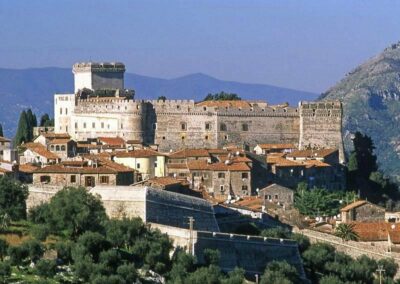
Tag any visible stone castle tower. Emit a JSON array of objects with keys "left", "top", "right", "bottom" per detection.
[{"left": 54, "top": 62, "right": 344, "bottom": 161}]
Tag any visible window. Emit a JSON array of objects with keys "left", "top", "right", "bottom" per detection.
[
  {"left": 205, "top": 135, "right": 209, "bottom": 140},
  {"left": 218, "top": 173, "right": 225, "bottom": 178},
  {"left": 154, "top": 161, "right": 158, "bottom": 168},
  {"left": 92, "top": 122, "right": 95, "bottom": 128},
  {"left": 56, "top": 145, "right": 60, "bottom": 151},
  {"left": 203, "top": 107, "right": 207, "bottom": 111},
  {"left": 61, "top": 145, "right": 66, "bottom": 151},
  {"left": 40, "top": 176, "right": 51, "bottom": 183},
  {"left": 220, "top": 123, "right": 227, "bottom": 131},
  {"left": 162, "top": 136, "right": 166, "bottom": 140},
  {"left": 275, "top": 194, "right": 278, "bottom": 200},
  {"left": 136, "top": 163, "right": 140, "bottom": 169},
  {"left": 242, "top": 185, "right": 248, "bottom": 192},
  {"left": 83, "top": 123, "right": 86, "bottom": 129},
  {"left": 267, "top": 195, "right": 272, "bottom": 200},
  {"left": 181, "top": 136, "right": 185, "bottom": 140},
  {"left": 153, "top": 123, "right": 157, "bottom": 130},
  {"left": 60, "top": 108, "right": 62, "bottom": 115},
  {"left": 242, "top": 172, "right": 249, "bottom": 179},
  {"left": 50, "top": 145, "right": 55, "bottom": 151},
  {"left": 220, "top": 185, "right": 225, "bottom": 192},
  {"left": 100, "top": 176, "right": 109, "bottom": 184},
  {"left": 121, "top": 123, "right": 123, "bottom": 129},
  {"left": 205, "top": 123, "right": 211, "bottom": 130},
  {"left": 70, "top": 175, "right": 76, "bottom": 183},
  {"left": 107, "top": 124, "right": 110, "bottom": 129},
  {"left": 224, "top": 135, "right": 228, "bottom": 141},
  {"left": 179, "top": 173, "right": 186, "bottom": 177},
  {"left": 65, "top": 108, "right": 68, "bottom": 115},
  {"left": 192, "top": 172, "right": 199, "bottom": 177},
  {"left": 75, "top": 122, "right": 78, "bottom": 129},
  {"left": 181, "top": 122, "right": 187, "bottom": 131},
  {"left": 242, "top": 123, "right": 249, "bottom": 131},
  {"left": 101, "top": 122, "right": 104, "bottom": 128}
]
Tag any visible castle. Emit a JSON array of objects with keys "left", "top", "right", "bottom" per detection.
[{"left": 55, "top": 62, "right": 344, "bottom": 162}]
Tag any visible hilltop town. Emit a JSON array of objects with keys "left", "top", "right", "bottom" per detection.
[{"left": 0, "top": 62, "right": 399, "bottom": 283}]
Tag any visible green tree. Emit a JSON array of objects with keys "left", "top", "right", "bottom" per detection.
[
  {"left": 73, "top": 231, "right": 111, "bottom": 263},
  {"left": 302, "top": 243, "right": 335, "bottom": 275},
  {"left": 203, "top": 248, "right": 220, "bottom": 266},
  {"left": 116, "top": 263, "right": 137, "bottom": 283},
  {"left": 260, "top": 260, "right": 301, "bottom": 284},
  {"left": 45, "top": 186, "right": 107, "bottom": 238},
  {"left": 203, "top": 91, "right": 241, "bottom": 101},
  {"left": 319, "top": 275, "right": 344, "bottom": 284},
  {"left": 261, "top": 227, "right": 291, "bottom": 239},
  {"left": 0, "top": 124, "right": 3, "bottom": 137},
  {"left": 26, "top": 109, "right": 37, "bottom": 141},
  {"left": 15, "top": 110, "right": 29, "bottom": 145},
  {"left": 0, "top": 261, "right": 11, "bottom": 283},
  {"left": 335, "top": 223, "right": 359, "bottom": 242},
  {"left": 40, "top": 114, "right": 51, "bottom": 127},
  {"left": 0, "top": 176, "right": 29, "bottom": 220},
  {"left": 0, "top": 240, "right": 7, "bottom": 261},
  {"left": 105, "top": 217, "right": 145, "bottom": 250},
  {"left": 294, "top": 187, "right": 340, "bottom": 217},
  {"left": 35, "top": 259, "right": 57, "bottom": 278},
  {"left": 377, "top": 258, "right": 398, "bottom": 279},
  {"left": 21, "top": 239, "right": 44, "bottom": 263},
  {"left": 185, "top": 265, "right": 224, "bottom": 284}
]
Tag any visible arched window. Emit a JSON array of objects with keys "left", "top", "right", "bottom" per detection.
[
  {"left": 61, "top": 145, "right": 66, "bottom": 151},
  {"left": 220, "top": 123, "right": 227, "bottom": 131},
  {"left": 50, "top": 145, "right": 55, "bottom": 151},
  {"left": 242, "top": 123, "right": 249, "bottom": 131},
  {"left": 56, "top": 145, "right": 60, "bottom": 151}
]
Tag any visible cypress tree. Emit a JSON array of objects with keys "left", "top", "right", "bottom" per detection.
[
  {"left": 0, "top": 124, "right": 3, "bottom": 137},
  {"left": 26, "top": 109, "right": 34, "bottom": 141},
  {"left": 15, "top": 111, "right": 29, "bottom": 145},
  {"left": 40, "top": 114, "right": 50, "bottom": 127}
]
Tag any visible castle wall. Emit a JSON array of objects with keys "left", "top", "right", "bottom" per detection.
[
  {"left": 54, "top": 94, "right": 75, "bottom": 134},
  {"left": 299, "top": 101, "right": 345, "bottom": 163}
]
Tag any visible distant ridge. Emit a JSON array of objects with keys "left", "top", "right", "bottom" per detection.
[{"left": 0, "top": 67, "right": 317, "bottom": 137}]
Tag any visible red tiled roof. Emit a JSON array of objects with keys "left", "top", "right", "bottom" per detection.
[
  {"left": 48, "top": 139, "right": 72, "bottom": 145},
  {"left": 166, "top": 163, "right": 189, "bottom": 169},
  {"left": 351, "top": 222, "right": 400, "bottom": 243},
  {"left": 146, "top": 176, "right": 184, "bottom": 186},
  {"left": 98, "top": 137, "right": 125, "bottom": 146},
  {"left": 34, "top": 160, "right": 133, "bottom": 174},
  {"left": 42, "top": 133, "right": 70, "bottom": 139},
  {"left": 168, "top": 149, "right": 211, "bottom": 159},
  {"left": 286, "top": 148, "right": 338, "bottom": 159},
  {"left": 187, "top": 160, "right": 250, "bottom": 172},
  {"left": 114, "top": 149, "right": 163, "bottom": 158},
  {"left": 19, "top": 163, "right": 39, "bottom": 173},
  {"left": 24, "top": 143, "right": 59, "bottom": 160}
]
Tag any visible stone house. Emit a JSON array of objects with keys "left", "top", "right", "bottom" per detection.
[
  {"left": 113, "top": 149, "right": 166, "bottom": 180},
  {"left": 340, "top": 200, "right": 385, "bottom": 223},
  {"left": 20, "top": 142, "right": 61, "bottom": 165},
  {"left": 166, "top": 149, "right": 211, "bottom": 164},
  {"left": 32, "top": 160, "right": 135, "bottom": 187},
  {"left": 0, "top": 136, "right": 14, "bottom": 161},
  {"left": 48, "top": 139, "right": 77, "bottom": 160},
  {"left": 259, "top": 183, "right": 294, "bottom": 208},
  {"left": 286, "top": 148, "right": 339, "bottom": 165},
  {"left": 253, "top": 143, "right": 296, "bottom": 155},
  {"left": 33, "top": 132, "right": 71, "bottom": 146}
]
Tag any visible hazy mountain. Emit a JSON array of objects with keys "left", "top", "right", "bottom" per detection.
[
  {"left": 320, "top": 42, "right": 400, "bottom": 183},
  {"left": 0, "top": 67, "right": 317, "bottom": 137}
]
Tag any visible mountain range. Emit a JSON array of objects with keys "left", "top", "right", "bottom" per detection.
[
  {"left": 0, "top": 67, "right": 317, "bottom": 137},
  {"left": 320, "top": 42, "right": 400, "bottom": 183}
]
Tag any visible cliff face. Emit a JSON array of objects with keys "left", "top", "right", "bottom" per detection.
[{"left": 320, "top": 42, "right": 400, "bottom": 183}]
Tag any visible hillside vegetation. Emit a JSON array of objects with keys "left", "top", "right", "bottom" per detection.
[{"left": 320, "top": 42, "right": 400, "bottom": 183}]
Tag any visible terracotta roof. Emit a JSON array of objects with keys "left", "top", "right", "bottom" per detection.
[
  {"left": 114, "top": 149, "right": 163, "bottom": 158},
  {"left": 166, "top": 163, "right": 189, "bottom": 169},
  {"left": 351, "top": 222, "right": 400, "bottom": 243},
  {"left": 24, "top": 143, "right": 59, "bottom": 160},
  {"left": 218, "top": 155, "right": 252, "bottom": 164},
  {"left": 231, "top": 197, "right": 263, "bottom": 212},
  {"left": 146, "top": 176, "right": 183, "bottom": 187},
  {"left": 42, "top": 133, "right": 70, "bottom": 139},
  {"left": 48, "top": 139, "right": 72, "bottom": 145},
  {"left": 19, "top": 163, "right": 39, "bottom": 173},
  {"left": 0, "top": 168, "right": 11, "bottom": 174},
  {"left": 287, "top": 148, "right": 338, "bottom": 159},
  {"left": 257, "top": 143, "right": 296, "bottom": 150},
  {"left": 187, "top": 160, "right": 251, "bottom": 171},
  {"left": 126, "top": 140, "right": 142, "bottom": 144},
  {"left": 98, "top": 137, "right": 125, "bottom": 146},
  {"left": 340, "top": 200, "right": 368, "bottom": 212},
  {"left": 273, "top": 158, "right": 306, "bottom": 168},
  {"left": 303, "top": 160, "right": 332, "bottom": 168},
  {"left": 0, "top": 136, "right": 10, "bottom": 143},
  {"left": 196, "top": 100, "right": 251, "bottom": 108},
  {"left": 168, "top": 149, "right": 211, "bottom": 159},
  {"left": 34, "top": 160, "right": 133, "bottom": 174}
]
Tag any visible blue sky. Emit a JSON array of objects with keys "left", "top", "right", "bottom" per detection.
[{"left": 0, "top": 0, "right": 399, "bottom": 93}]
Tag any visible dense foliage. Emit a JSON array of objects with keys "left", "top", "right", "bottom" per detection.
[
  {"left": 0, "top": 124, "right": 3, "bottom": 137},
  {"left": 0, "top": 176, "right": 28, "bottom": 221},
  {"left": 14, "top": 108, "right": 40, "bottom": 145},
  {"left": 204, "top": 91, "right": 241, "bottom": 101}
]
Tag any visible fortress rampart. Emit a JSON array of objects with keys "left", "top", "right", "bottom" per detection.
[{"left": 54, "top": 62, "right": 344, "bottom": 158}]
